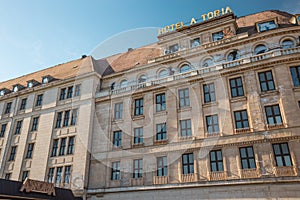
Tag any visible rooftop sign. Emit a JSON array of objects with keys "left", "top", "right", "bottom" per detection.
[
  {"left": 20, "top": 178, "right": 56, "bottom": 196},
  {"left": 158, "top": 6, "right": 233, "bottom": 35}
]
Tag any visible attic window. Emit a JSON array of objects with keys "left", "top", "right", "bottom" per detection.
[
  {"left": 190, "top": 38, "right": 200, "bottom": 48},
  {"left": 42, "top": 77, "right": 49, "bottom": 84},
  {"left": 212, "top": 31, "right": 224, "bottom": 41},
  {"left": 168, "top": 44, "right": 179, "bottom": 54},
  {"left": 13, "top": 86, "right": 19, "bottom": 92},
  {"left": 0, "top": 90, "right": 5, "bottom": 96},
  {"left": 256, "top": 19, "right": 278, "bottom": 32},
  {"left": 27, "top": 82, "right": 33, "bottom": 88}
]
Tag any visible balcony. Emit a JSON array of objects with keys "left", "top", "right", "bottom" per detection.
[
  {"left": 153, "top": 176, "right": 168, "bottom": 185},
  {"left": 274, "top": 166, "right": 297, "bottom": 177},
  {"left": 266, "top": 123, "right": 286, "bottom": 130},
  {"left": 180, "top": 173, "right": 196, "bottom": 183},
  {"left": 240, "top": 168, "right": 261, "bottom": 179},
  {"left": 209, "top": 171, "right": 227, "bottom": 181}
]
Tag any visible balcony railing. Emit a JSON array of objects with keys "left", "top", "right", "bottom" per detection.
[
  {"left": 180, "top": 173, "right": 196, "bottom": 183},
  {"left": 153, "top": 176, "right": 169, "bottom": 185},
  {"left": 96, "top": 47, "right": 300, "bottom": 98},
  {"left": 274, "top": 166, "right": 297, "bottom": 177},
  {"left": 240, "top": 168, "right": 261, "bottom": 179},
  {"left": 209, "top": 171, "right": 227, "bottom": 181}
]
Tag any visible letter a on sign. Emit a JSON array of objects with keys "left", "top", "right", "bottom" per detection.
[{"left": 190, "top": 18, "right": 197, "bottom": 25}]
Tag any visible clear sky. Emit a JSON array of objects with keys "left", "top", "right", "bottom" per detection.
[{"left": 0, "top": 0, "right": 299, "bottom": 82}]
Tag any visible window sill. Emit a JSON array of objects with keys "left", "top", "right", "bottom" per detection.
[
  {"left": 177, "top": 106, "right": 192, "bottom": 112},
  {"left": 154, "top": 110, "right": 167, "bottom": 116},
  {"left": 266, "top": 123, "right": 287, "bottom": 130},
  {"left": 259, "top": 90, "right": 279, "bottom": 97},
  {"left": 206, "top": 132, "right": 221, "bottom": 137},
  {"left": 230, "top": 96, "right": 247, "bottom": 103},
  {"left": 132, "top": 143, "right": 144, "bottom": 148},
  {"left": 132, "top": 115, "right": 145, "bottom": 121},
  {"left": 33, "top": 106, "right": 42, "bottom": 111},
  {"left": 112, "top": 119, "right": 123, "bottom": 124},
  {"left": 2, "top": 113, "right": 10, "bottom": 118},
  {"left": 178, "top": 136, "right": 195, "bottom": 140},
  {"left": 235, "top": 128, "right": 252, "bottom": 134},
  {"left": 18, "top": 110, "right": 26, "bottom": 115},
  {"left": 293, "top": 87, "right": 300, "bottom": 92},
  {"left": 202, "top": 101, "right": 218, "bottom": 108},
  {"left": 112, "top": 146, "right": 122, "bottom": 150},
  {"left": 154, "top": 139, "right": 168, "bottom": 145}
]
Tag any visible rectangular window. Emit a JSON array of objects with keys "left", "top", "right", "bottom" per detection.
[
  {"left": 51, "top": 139, "right": 59, "bottom": 157},
  {"left": 133, "top": 159, "right": 143, "bottom": 178},
  {"left": 56, "top": 167, "right": 63, "bottom": 184},
  {"left": 22, "top": 171, "right": 29, "bottom": 181},
  {"left": 59, "top": 88, "right": 66, "bottom": 100},
  {"left": 64, "top": 166, "right": 72, "bottom": 183},
  {"left": 257, "top": 20, "right": 277, "bottom": 32},
  {"left": 70, "top": 109, "right": 78, "bottom": 126},
  {"left": 182, "top": 153, "right": 194, "bottom": 174},
  {"left": 212, "top": 31, "right": 224, "bottom": 41},
  {"left": 157, "top": 156, "right": 168, "bottom": 176},
  {"left": 234, "top": 110, "right": 249, "bottom": 129},
  {"left": 134, "top": 98, "right": 144, "bottom": 116},
  {"left": 210, "top": 150, "right": 224, "bottom": 172},
  {"left": 0, "top": 124, "right": 7, "bottom": 137},
  {"left": 55, "top": 112, "right": 63, "bottom": 128},
  {"left": 67, "top": 136, "right": 75, "bottom": 155},
  {"left": 31, "top": 117, "right": 39, "bottom": 131},
  {"left": 203, "top": 83, "right": 216, "bottom": 103},
  {"left": 4, "top": 102, "right": 12, "bottom": 114},
  {"left": 265, "top": 105, "right": 283, "bottom": 125},
  {"left": 190, "top": 38, "right": 200, "bottom": 48},
  {"left": 15, "top": 120, "right": 23, "bottom": 135},
  {"left": 169, "top": 44, "right": 179, "bottom": 53},
  {"left": 180, "top": 119, "right": 192, "bottom": 137},
  {"left": 156, "top": 123, "right": 167, "bottom": 141},
  {"left": 67, "top": 86, "right": 73, "bottom": 99},
  {"left": 111, "top": 161, "right": 120, "bottom": 180},
  {"left": 206, "top": 115, "right": 219, "bottom": 134},
  {"left": 258, "top": 71, "right": 275, "bottom": 92},
  {"left": 240, "top": 146, "right": 256, "bottom": 169},
  {"left": 63, "top": 110, "right": 70, "bottom": 127},
  {"left": 48, "top": 168, "right": 55, "bottom": 183},
  {"left": 230, "top": 77, "right": 244, "bottom": 98},
  {"left": 9, "top": 146, "right": 17, "bottom": 161},
  {"left": 134, "top": 127, "right": 143, "bottom": 144},
  {"left": 25, "top": 143, "right": 34, "bottom": 159},
  {"left": 74, "top": 85, "right": 81, "bottom": 96},
  {"left": 156, "top": 93, "right": 166, "bottom": 112},
  {"left": 290, "top": 66, "right": 300, "bottom": 87},
  {"left": 178, "top": 88, "right": 190, "bottom": 108},
  {"left": 114, "top": 103, "right": 123, "bottom": 120},
  {"left": 20, "top": 98, "right": 27, "bottom": 110},
  {"left": 5, "top": 173, "right": 11, "bottom": 180},
  {"left": 113, "top": 131, "right": 122, "bottom": 147},
  {"left": 35, "top": 94, "right": 43, "bottom": 107},
  {"left": 59, "top": 138, "right": 67, "bottom": 156},
  {"left": 272, "top": 143, "right": 292, "bottom": 167}
]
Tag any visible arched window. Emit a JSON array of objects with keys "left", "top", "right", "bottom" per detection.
[
  {"left": 202, "top": 59, "right": 214, "bottom": 68},
  {"left": 158, "top": 69, "right": 169, "bottom": 78},
  {"left": 227, "top": 50, "right": 240, "bottom": 61},
  {"left": 254, "top": 45, "right": 267, "bottom": 55},
  {"left": 120, "top": 80, "right": 128, "bottom": 88},
  {"left": 282, "top": 40, "right": 295, "bottom": 49},
  {"left": 179, "top": 64, "right": 191, "bottom": 73},
  {"left": 138, "top": 75, "right": 147, "bottom": 83}
]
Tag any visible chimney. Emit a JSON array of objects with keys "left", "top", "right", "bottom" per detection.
[
  {"left": 81, "top": 55, "right": 87, "bottom": 59},
  {"left": 128, "top": 48, "right": 134, "bottom": 52}
]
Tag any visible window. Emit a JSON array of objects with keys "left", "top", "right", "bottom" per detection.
[
  {"left": 272, "top": 143, "right": 292, "bottom": 167},
  {"left": 210, "top": 150, "right": 224, "bottom": 172},
  {"left": 257, "top": 20, "right": 277, "bottom": 32},
  {"left": 0, "top": 124, "right": 7, "bottom": 137},
  {"left": 230, "top": 77, "right": 244, "bottom": 97},
  {"left": 169, "top": 44, "right": 179, "bottom": 53},
  {"left": 59, "top": 138, "right": 67, "bottom": 156},
  {"left": 8, "top": 146, "right": 17, "bottom": 161},
  {"left": 265, "top": 105, "right": 283, "bottom": 126},
  {"left": 63, "top": 110, "right": 70, "bottom": 127},
  {"left": 59, "top": 88, "right": 66, "bottom": 100},
  {"left": 178, "top": 88, "right": 190, "bottom": 108},
  {"left": 190, "top": 38, "right": 200, "bottom": 48},
  {"left": 133, "top": 159, "right": 143, "bottom": 178},
  {"left": 156, "top": 123, "right": 167, "bottom": 141},
  {"left": 156, "top": 93, "right": 166, "bottom": 112},
  {"left": 70, "top": 109, "right": 78, "bottom": 126},
  {"left": 25, "top": 143, "right": 34, "bottom": 159},
  {"left": 35, "top": 94, "right": 43, "bottom": 107},
  {"left": 157, "top": 156, "right": 168, "bottom": 176},
  {"left": 134, "top": 98, "right": 144, "bottom": 116},
  {"left": 111, "top": 161, "right": 120, "bottom": 180},
  {"left": 182, "top": 153, "right": 194, "bottom": 174},
  {"left": 202, "top": 58, "right": 213, "bottom": 68},
  {"left": 74, "top": 85, "right": 81, "bottom": 96},
  {"left": 179, "top": 64, "right": 191, "bottom": 73},
  {"left": 134, "top": 127, "right": 143, "bottom": 144},
  {"left": 114, "top": 103, "right": 123, "bottom": 120},
  {"left": 258, "top": 71, "right": 275, "bottom": 92},
  {"left": 42, "top": 77, "right": 49, "bottom": 84},
  {"left": 113, "top": 131, "right": 122, "bottom": 147},
  {"left": 212, "top": 31, "right": 224, "bottom": 41},
  {"left": 22, "top": 171, "right": 29, "bottom": 181},
  {"left": 56, "top": 167, "right": 63, "bottom": 184},
  {"left": 51, "top": 139, "right": 59, "bottom": 157},
  {"left": 48, "top": 168, "right": 55, "bottom": 183},
  {"left": 31, "top": 117, "right": 39, "bottom": 131},
  {"left": 67, "top": 86, "right": 73, "bottom": 99},
  {"left": 240, "top": 147, "right": 256, "bottom": 169},
  {"left": 234, "top": 110, "right": 249, "bottom": 129},
  {"left": 254, "top": 45, "right": 267, "bottom": 55},
  {"left": 158, "top": 69, "right": 169, "bottom": 78},
  {"left": 180, "top": 119, "right": 192, "bottom": 137},
  {"left": 298, "top": 101, "right": 300, "bottom": 108},
  {"left": 227, "top": 50, "right": 240, "bottom": 61},
  {"left": 290, "top": 66, "right": 300, "bottom": 87},
  {"left": 120, "top": 80, "right": 128, "bottom": 88},
  {"left": 5, "top": 173, "right": 11, "bottom": 180},
  {"left": 67, "top": 136, "right": 75, "bottom": 155},
  {"left": 20, "top": 98, "right": 27, "bottom": 110},
  {"left": 138, "top": 75, "right": 147, "bottom": 83},
  {"left": 55, "top": 112, "right": 63, "bottom": 128},
  {"left": 4, "top": 102, "right": 12, "bottom": 114},
  {"left": 203, "top": 83, "right": 216, "bottom": 103},
  {"left": 282, "top": 40, "right": 295, "bottom": 49},
  {"left": 64, "top": 166, "right": 72, "bottom": 183},
  {"left": 206, "top": 115, "right": 219, "bottom": 134}
]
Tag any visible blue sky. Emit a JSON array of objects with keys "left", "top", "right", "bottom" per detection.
[{"left": 0, "top": 0, "right": 299, "bottom": 82}]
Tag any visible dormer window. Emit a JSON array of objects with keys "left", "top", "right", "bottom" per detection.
[
  {"left": 27, "top": 82, "right": 33, "bottom": 88},
  {"left": 256, "top": 19, "right": 277, "bottom": 32},
  {"left": 0, "top": 90, "right": 5, "bottom": 96},
  {"left": 190, "top": 38, "right": 200, "bottom": 48},
  {"left": 13, "top": 84, "right": 24, "bottom": 92},
  {"left": 212, "top": 31, "right": 224, "bottom": 41},
  {"left": 13, "top": 86, "right": 19, "bottom": 92},
  {"left": 42, "top": 77, "right": 49, "bottom": 84},
  {"left": 168, "top": 44, "right": 179, "bottom": 54}
]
